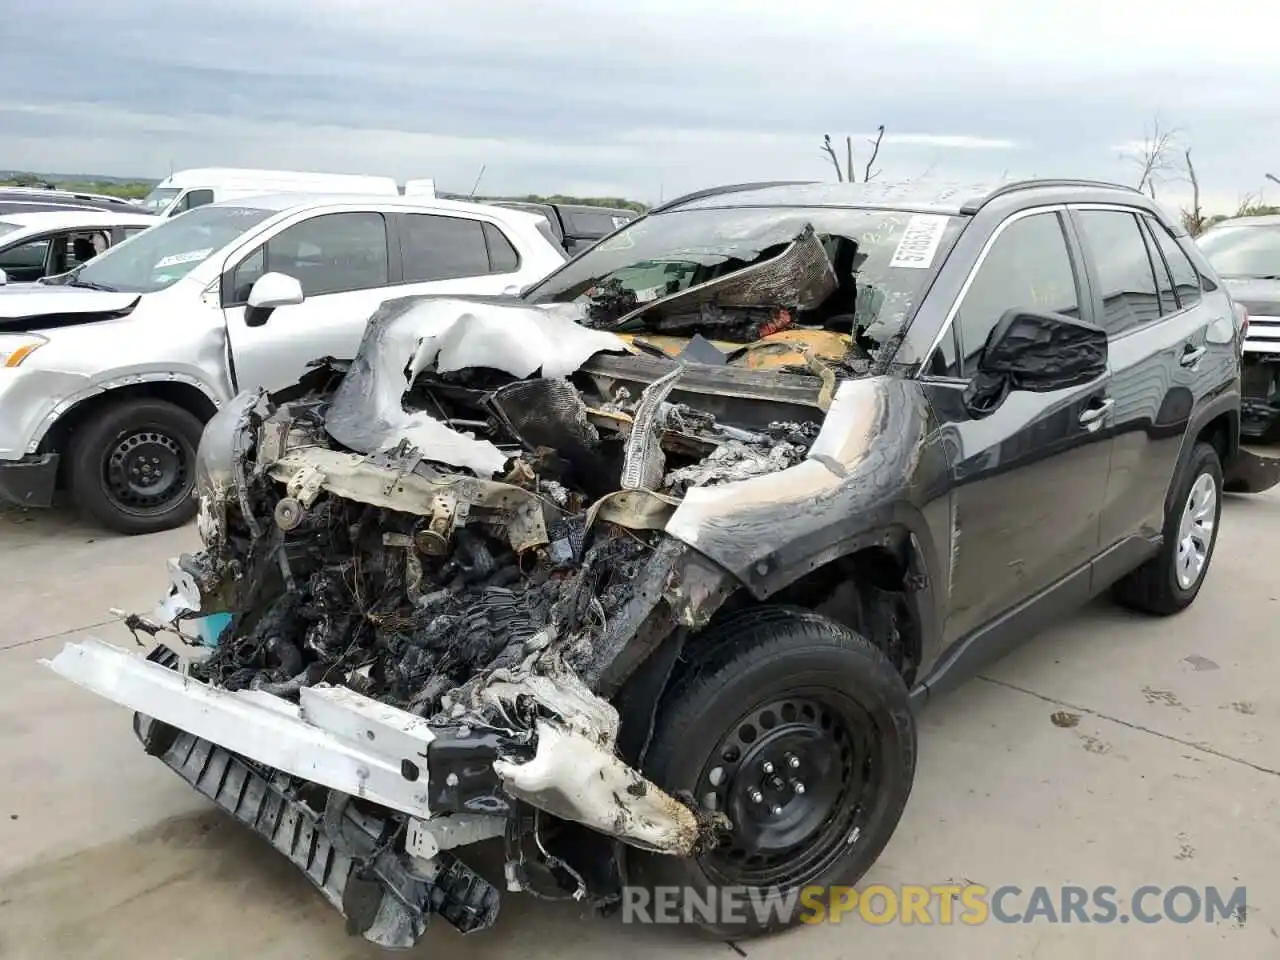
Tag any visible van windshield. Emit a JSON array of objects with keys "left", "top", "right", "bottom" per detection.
[
  {"left": 62, "top": 204, "right": 276, "bottom": 293},
  {"left": 139, "top": 187, "right": 181, "bottom": 213}
]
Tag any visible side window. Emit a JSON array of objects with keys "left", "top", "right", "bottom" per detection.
[
  {"left": 230, "top": 245, "right": 265, "bottom": 303},
  {"left": 260, "top": 212, "right": 389, "bottom": 297},
  {"left": 123, "top": 226, "right": 149, "bottom": 239},
  {"left": 68, "top": 231, "right": 109, "bottom": 268},
  {"left": 483, "top": 222, "right": 520, "bottom": 273},
  {"left": 0, "top": 238, "right": 51, "bottom": 280},
  {"left": 1137, "top": 218, "right": 1178, "bottom": 315},
  {"left": 1075, "top": 210, "right": 1161, "bottom": 336},
  {"left": 402, "top": 214, "right": 491, "bottom": 282},
  {"left": 185, "top": 189, "right": 215, "bottom": 211},
  {"left": 1143, "top": 216, "right": 1202, "bottom": 310},
  {"left": 948, "top": 212, "right": 1080, "bottom": 378}
]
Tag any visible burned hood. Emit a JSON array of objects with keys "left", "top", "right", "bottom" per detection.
[{"left": 323, "top": 296, "right": 631, "bottom": 475}]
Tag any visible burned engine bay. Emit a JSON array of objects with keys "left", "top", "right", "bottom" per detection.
[{"left": 180, "top": 295, "right": 837, "bottom": 717}]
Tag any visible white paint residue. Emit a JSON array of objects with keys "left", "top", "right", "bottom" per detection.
[
  {"left": 154, "top": 249, "right": 213, "bottom": 269},
  {"left": 888, "top": 215, "right": 950, "bottom": 269},
  {"left": 378, "top": 421, "right": 509, "bottom": 477},
  {"left": 403, "top": 299, "right": 627, "bottom": 382}
]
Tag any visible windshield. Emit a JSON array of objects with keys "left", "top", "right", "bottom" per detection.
[
  {"left": 0, "top": 221, "right": 20, "bottom": 239},
  {"left": 524, "top": 205, "right": 964, "bottom": 358},
  {"left": 68, "top": 204, "right": 276, "bottom": 293},
  {"left": 1198, "top": 224, "right": 1280, "bottom": 280},
  {"left": 139, "top": 187, "right": 181, "bottom": 213}
]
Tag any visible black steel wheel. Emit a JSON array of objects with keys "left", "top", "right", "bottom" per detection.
[
  {"left": 68, "top": 397, "right": 204, "bottom": 535},
  {"left": 698, "top": 692, "right": 882, "bottom": 890},
  {"left": 629, "top": 605, "right": 916, "bottom": 938}
]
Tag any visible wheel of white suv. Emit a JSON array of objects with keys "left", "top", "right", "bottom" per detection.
[
  {"left": 1113, "top": 441, "right": 1223, "bottom": 615},
  {"left": 67, "top": 398, "right": 203, "bottom": 536}
]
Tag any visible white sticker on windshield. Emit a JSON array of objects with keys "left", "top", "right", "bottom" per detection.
[
  {"left": 154, "top": 249, "right": 213, "bottom": 269},
  {"left": 888, "top": 215, "right": 949, "bottom": 269}
]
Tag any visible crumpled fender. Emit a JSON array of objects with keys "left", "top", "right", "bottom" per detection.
[{"left": 664, "top": 376, "right": 950, "bottom": 598}]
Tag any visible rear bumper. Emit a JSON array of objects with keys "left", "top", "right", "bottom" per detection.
[
  {"left": 0, "top": 452, "right": 58, "bottom": 507},
  {"left": 1224, "top": 444, "right": 1280, "bottom": 494}
]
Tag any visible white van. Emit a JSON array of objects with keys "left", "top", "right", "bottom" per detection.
[
  {"left": 139, "top": 168, "right": 401, "bottom": 217},
  {"left": 403, "top": 178, "right": 437, "bottom": 198}
]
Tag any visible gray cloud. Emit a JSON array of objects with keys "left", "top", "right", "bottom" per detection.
[{"left": 1, "top": 0, "right": 1277, "bottom": 212}]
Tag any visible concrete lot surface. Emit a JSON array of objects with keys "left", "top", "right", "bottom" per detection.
[{"left": 1, "top": 489, "right": 1277, "bottom": 959}]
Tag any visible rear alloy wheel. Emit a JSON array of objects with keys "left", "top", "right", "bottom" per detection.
[
  {"left": 1114, "top": 441, "right": 1223, "bottom": 615},
  {"left": 68, "top": 398, "right": 204, "bottom": 535},
  {"left": 629, "top": 606, "right": 916, "bottom": 938}
]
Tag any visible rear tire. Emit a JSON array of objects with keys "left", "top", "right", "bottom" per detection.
[
  {"left": 628, "top": 606, "right": 916, "bottom": 938},
  {"left": 1113, "top": 441, "right": 1222, "bottom": 615},
  {"left": 68, "top": 398, "right": 203, "bottom": 535}
]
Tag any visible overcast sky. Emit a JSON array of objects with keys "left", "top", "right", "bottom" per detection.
[{"left": 2, "top": 0, "right": 1277, "bottom": 213}]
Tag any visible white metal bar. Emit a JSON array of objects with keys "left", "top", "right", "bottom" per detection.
[{"left": 41, "top": 638, "right": 435, "bottom": 817}]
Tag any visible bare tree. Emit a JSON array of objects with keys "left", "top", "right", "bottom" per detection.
[
  {"left": 819, "top": 125, "right": 888, "bottom": 182},
  {"left": 821, "top": 134, "right": 843, "bottom": 182},
  {"left": 1123, "top": 117, "right": 1181, "bottom": 198},
  {"left": 863, "top": 125, "right": 886, "bottom": 181},
  {"left": 1236, "top": 191, "right": 1261, "bottom": 217},
  {"left": 1180, "top": 148, "right": 1206, "bottom": 236}
]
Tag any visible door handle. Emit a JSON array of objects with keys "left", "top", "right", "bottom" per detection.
[
  {"left": 1079, "top": 398, "right": 1115, "bottom": 430},
  {"left": 1180, "top": 345, "right": 1207, "bottom": 367}
]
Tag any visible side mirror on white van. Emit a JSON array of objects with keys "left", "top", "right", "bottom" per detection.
[
  {"left": 245, "top": 273, "right": 304, "bottom": 327},
  {"left": 0, "top": 268, "right": 7, "bottom": 286}
]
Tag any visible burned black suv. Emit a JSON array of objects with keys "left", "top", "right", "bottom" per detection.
[{"left": 45, "top": 179, "right": 1276, "bottom": 948}]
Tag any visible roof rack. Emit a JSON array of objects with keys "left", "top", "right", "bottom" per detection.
[
  {"left": 961, "top": 178, "right": 1139, "bottom": 214},
  {"left": 647, "top": 181, "right": 818, "bottom": 216}
]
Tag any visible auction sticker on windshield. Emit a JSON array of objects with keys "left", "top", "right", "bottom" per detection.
[
  {"left": 889, "top": 215, "right": 949, "bottom": 269},
  {"left": 154, "top": 249, "right": 213, "bottom": 269}
]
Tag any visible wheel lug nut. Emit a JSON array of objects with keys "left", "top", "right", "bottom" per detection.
[
  {"left": 791, "top": 780, "right": 806, "bottom": 795},
  {"left": 771, "top": 805, "right": 783, "bottom": 815},
  {"left": 748, "top": 788, "right": 763, "bottom": 803},
  {"left": 787, "top": 754, "right": 800, "bottom": 769},
  {"left": 762, "top": 761, "right": 774, "bottom": 774}
]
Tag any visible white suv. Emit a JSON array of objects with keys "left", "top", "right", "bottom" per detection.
[{"left": 0, "top": 193, "right": 567, "bottom": 533}]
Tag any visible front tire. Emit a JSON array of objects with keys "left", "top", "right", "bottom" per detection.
[
  {"left": 629, "top": 606, "right": 917, "bottom": 938},
  {"left": 1113, "top": 441, "right": 1223, "bottom": 615},
  {"left": 67, "top": 398, "right": 204, "bottom": 535}
]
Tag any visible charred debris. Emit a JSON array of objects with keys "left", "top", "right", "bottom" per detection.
[
  {"left": 152, "top": 223, "right": 898, "bottom": 884},
  {"left": 183, "top": 301, "right": 826, "bottom": 720}
]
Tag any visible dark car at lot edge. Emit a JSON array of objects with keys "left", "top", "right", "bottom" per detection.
[
  {"left": 485, "top": 199, "right": 637, "bottom": 255},
  {"left": 1195, "top": 214, "right": 1280, "bottom": 439},
  {"left": 43, "top": 177, "right": 1280, "bottom": 948}
]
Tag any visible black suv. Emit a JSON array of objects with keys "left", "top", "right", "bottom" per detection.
[{"left": 48, "top": 178, "right": 1278, "bottom": 947}]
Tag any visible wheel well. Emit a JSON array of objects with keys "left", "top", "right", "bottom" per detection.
[
  {"left": 1196, "top": 411, "right": 1235, "bottom": 463},
  {"left": 38, "top": 382, "right": 218, "bottom": 489},
  {"left": 742, "top": 545, "right": 922, "bottom": 685}
]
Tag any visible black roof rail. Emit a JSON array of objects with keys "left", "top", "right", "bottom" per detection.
[
  {"left": 647, "top": 180, "right": 818, "bottom": 216},
  {"left": 961, "top": 178, "right": 1140, "bottom": 215}
]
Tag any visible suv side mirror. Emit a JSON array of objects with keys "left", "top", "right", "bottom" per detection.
[
  {"left": 245, "top": 272, "right": 304, "bottom": 327},
  {"left": 965, "top": 308, "right": 1107, "bottom": 415}
]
